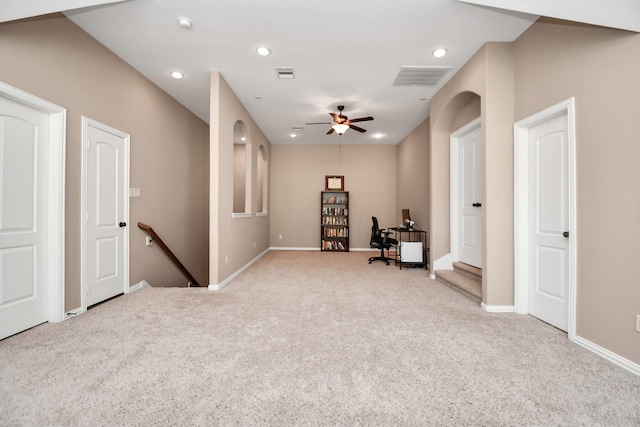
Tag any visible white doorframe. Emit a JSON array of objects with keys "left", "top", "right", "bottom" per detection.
[
  {"left": 514, "top": 97, "right": 576, "bottom": 340},
  {"left": 450, "top": 117, "right": 482, "bottom": 265},
  {"left": 81, "top": 116, "right": 130, "bottom": 311},
  {"left": 0, "top": 81, "right": 66, "bottom": 323}
]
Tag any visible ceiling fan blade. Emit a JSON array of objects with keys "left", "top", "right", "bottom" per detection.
[
  {"left": 347, "top": 116, "right": 374, "bottom": 123},
  {"left": 326, "top": 128, "right": 335, "bottom": 135},
  {"left": 348, "top": 124, "right": 367, "bottom": 133},
  {"left": 329, "top": 112, "right": 339, "bottom": 120}
]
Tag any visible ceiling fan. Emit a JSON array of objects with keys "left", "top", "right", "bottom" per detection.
[{"left": 306, "top": 105, "right": 374, "bottom": 135}]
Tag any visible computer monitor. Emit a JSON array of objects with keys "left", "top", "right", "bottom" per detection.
[{"left": 402, "top": 209, "right": 411, "bottom": 226}]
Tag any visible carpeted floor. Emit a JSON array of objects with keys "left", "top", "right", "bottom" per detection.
[{"left": 1, "top": 250, "right": 639, "bottom": 426}]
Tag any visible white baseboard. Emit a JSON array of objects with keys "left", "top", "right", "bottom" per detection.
[
  {"left": 481, "top": 303, "right": 515, "bottom": 313},
  {"left": 573, "top": 335, "right": 640, "bottom": 377},
  {"left": 64, "top": 307, "right": 83, "bottom": 320},
  {"left": 269, "top": 247, "right": 387, "bottom": 252},
  {"left": 269, "top": 247, "right": 319, "bottom": 251},
  {"left": 433, "top": 253, "right": 453, "bottom": 272},
  {"left": 209, "top": 248, "right": 269, "bottom": 291},
  {"left": 129, "top": 280, "right": 152, "bottom": 293}
]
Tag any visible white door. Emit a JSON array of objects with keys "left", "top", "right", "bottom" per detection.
[
  {"left": 84, "top": 119, "right": 129, "bottom": 307},
  {"left": 0, "top": 97, "right": 50, "bottom": 338},
  {"left": 528, "top": 113, "right": 569, "bottom": 331},
  {"left": 459, "top": 124, "right": 482, "bottom": 267}
]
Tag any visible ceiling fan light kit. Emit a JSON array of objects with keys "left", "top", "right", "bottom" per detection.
[
  {"left": 307, "top": 105, "right": 374, "bottom": 137},
  {"left": 332, "top": 123, "right": 349, "bottom": 135}
]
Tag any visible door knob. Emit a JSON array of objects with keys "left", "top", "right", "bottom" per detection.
[
  {"left": 562, "top": 231, "right": 569, "bottom": 238},
  {"left": 472, "top": 202, "right": 482, "bottom": 208},
  {"left": 119, "top": 222, "right": 127, "bottom": 228}
]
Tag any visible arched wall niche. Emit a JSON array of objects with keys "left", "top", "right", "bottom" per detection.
[
  {"left": 233, "top": 120, "right": 251, "bottom": 214},
  {"left": 257, "top": 145, "right": 268, "bottom": 214}
]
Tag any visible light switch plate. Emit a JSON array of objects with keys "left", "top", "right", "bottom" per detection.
[{"left": 129, "top": 188, "right": 141, "bottom": 198}]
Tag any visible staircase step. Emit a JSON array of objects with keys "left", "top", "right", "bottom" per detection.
[
  {"left": 434, "top": 269, "right": 482, "bottom": 303},
  {"left": 453, "top": 262, "right": 482, "bottom": 282}
]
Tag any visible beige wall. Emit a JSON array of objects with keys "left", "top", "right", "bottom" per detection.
[
  {"left": 396, "top": 117, "right": 430, "bottom": 235},
  {"left": 430, "top": 49, "right": 487, "bottom": 271},
  {"left": 428, "top": 18, "right": 640, "bottom": 365},
  {"left": 513, "top": 19, "right": 640, "bottom": 364},
  {"left": 429, "top": 42, "right": 516, "bottom": 306},
  {"left": 0, "top": 15, "right": 209, "bottom": 310},
  {"left": 209, "top": 73, "right": 271, "bottom": 285},
  {"left": 0, "top": 15, "right": 210, "bottom": 308},
  {"left": 270, "top": 144, "right": 397, "bottom": 250}
]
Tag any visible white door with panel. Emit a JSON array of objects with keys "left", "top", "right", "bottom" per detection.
[
  {"left": 458, "top": 124, "right": 483, "bottom": 268},
  {"left": 84, "top": 119, "right": 129, "bottom": 307},
  {"left": 528, "top": 113, "right": 569, "bottom": 331},
  {"left": 0, "top": 96, "right": 50, "bottom": 338}
]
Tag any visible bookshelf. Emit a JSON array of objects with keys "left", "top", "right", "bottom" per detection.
[{"left": 321, "top": 191, "right": 349, "bottom": 252}]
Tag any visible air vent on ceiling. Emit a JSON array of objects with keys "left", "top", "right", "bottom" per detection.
[
  {"left": 393, "top": 66, "right": 452, "bottom": 86},
  {"left": 276, "top": 67, "right": 295, "bottom": 79}
]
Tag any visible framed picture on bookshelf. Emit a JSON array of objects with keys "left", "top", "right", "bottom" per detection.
[{"left": 325, "top": 175, "right": 344, "bottom": 191}]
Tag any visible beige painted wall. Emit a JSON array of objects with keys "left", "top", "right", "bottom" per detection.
[
  {"left": 429, "top": 42, "right": 516, "bottom": 306},
  {"left": 209, "top": 73, "right": 271, "bottom": 285},
  {"left": 0, "top": 15, "right": 210, "bottom": 309},
  {"left": 270, "top": 144, "right": 397, "bottom": 250},
  {"left": 482, "top": 43, "right": 516, "bottom": 305},
  {"left": 514, "top": 19, "right": 640, "bottom": 364},
  {"left": 396, "top": 117, "right": 430, "bottom": 236},
  {"left": 428, "top": 18, "right": 640, "bottom": 365},
  {"left": 430, "top": 49, "right": 487, "bottom": 271}
]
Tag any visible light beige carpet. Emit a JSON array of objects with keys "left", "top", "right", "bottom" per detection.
[{"left": 1, "top": 250, "right": 639, "bottom": 426}]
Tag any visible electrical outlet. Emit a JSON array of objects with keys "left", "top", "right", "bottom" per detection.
[
  {"left": 278, "top": 234, "right": 283, "bottom": 240},
  {"left": 636, "top": 314, "right": 640, "bottom": 333}
]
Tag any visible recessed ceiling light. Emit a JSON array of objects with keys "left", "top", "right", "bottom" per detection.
[
  {"left": 372, "top": 133, "right": 384, "bottom": 139},
  {"left": 177, "top": 17, "right": 192, "bottom": 29},
  {"left": 170, "top": 71, "right": 184, "bottom": 79},
  {"left": 256, "top": 47, "right": 271, "bottom": 56},
  {"left": 433, "top": 48, "right": 448, "bottom": 58},
  {"left": 241, "top": 137, "right": 246, "bottom": 141},
  {"left": 290, "top": 133, "right": 297, "bottom": 138}
]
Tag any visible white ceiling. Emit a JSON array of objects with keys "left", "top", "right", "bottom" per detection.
[
  {"left": 0, "top": 0, "right": 127, "bottom": 23},
  {"left": 459, "top": 0, "right": 640, "bottom": 33},
  {"left": 1, "top": 0, "right": 636, "bottom": 145}
]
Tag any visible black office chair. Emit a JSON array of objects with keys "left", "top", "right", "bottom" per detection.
[{"left": 368, "top": 216, "right": 398, "bottom": 265}]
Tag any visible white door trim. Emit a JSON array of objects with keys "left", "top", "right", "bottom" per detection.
[
  {"left": 81, "top": 116, "right": 130, "bottom": 311},
  {"left": 450, "top": 117, "right": 482, "bottom": 265},
  {"left": 0, "top": 81, "right": 66, "bottom": 323},
  {"left": 514, "top": 98, "right": 576, "bottom": 340}
]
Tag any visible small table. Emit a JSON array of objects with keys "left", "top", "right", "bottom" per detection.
[{"left": 390, "top": 228, "right": 428, "bottom": 270}]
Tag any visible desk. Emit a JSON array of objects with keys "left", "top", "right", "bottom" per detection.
[{"left": 390, "top": 228, "right": 428, "bottom": 270}]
